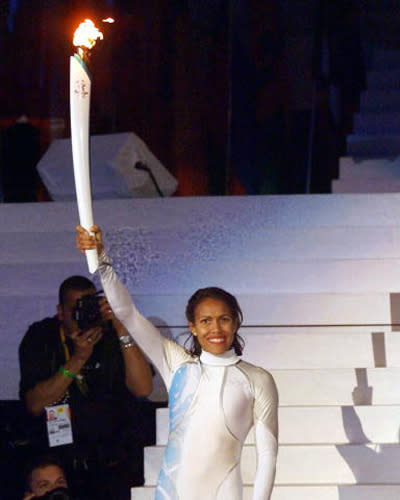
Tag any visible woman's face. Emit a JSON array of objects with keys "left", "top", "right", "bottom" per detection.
[{"left": 189, "top": 297, "right": 237, "bottom": 355}]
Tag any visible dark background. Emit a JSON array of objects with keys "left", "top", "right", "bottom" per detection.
[{"left": 0, "top": 0, "right": 366, "bottom": 196}]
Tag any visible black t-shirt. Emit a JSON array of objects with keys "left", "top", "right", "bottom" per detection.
[{"left": 19, "top": 317, "right": 140, "bottom": 448}]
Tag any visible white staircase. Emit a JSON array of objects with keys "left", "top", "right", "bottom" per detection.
[
  {"left": 2, "top": 195, "right": 400, "bottom": 499},
  {"left": 333, "top": 47, "right": 400, "bottom": 193},
  {"left": 134, "top": 325, "right": 400, "bottom": 499}
]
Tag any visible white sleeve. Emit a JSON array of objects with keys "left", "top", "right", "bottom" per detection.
[
  {"left": 252, "top": 422, "right": 278, "bottom": 500},
  {"left": 97, "top": 250, "right": 179, "bottom": 384},
  {"left": 252, "top": 370, "right": 279, "bottom": 500}
]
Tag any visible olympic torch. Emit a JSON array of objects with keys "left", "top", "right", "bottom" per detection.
[{"left": 70, "top": 19, "right": 112, "bottom": 273}]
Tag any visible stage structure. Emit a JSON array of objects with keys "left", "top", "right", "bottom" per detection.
[
  {"left": 37, "top": 132, "right": 178, "bottom": 201},
  {"left": 2, "top": 194, "right": 400, "bottom": 499}
]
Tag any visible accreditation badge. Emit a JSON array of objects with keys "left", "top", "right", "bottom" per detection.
[{"left": 45, "top": 403, "right": 73, "bottom": 447}]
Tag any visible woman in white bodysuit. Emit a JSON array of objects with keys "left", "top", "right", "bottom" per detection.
[{"left": 76, "top": 226, "right": 279, "bottom": 500}]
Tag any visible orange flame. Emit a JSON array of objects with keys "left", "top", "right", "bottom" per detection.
[{"left": 73, "top": 19, "right": 103, "bottom": 55}]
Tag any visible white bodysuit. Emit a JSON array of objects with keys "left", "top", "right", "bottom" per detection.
[{"left": 98, "top": 252, "right": 279, "bottom": 500}]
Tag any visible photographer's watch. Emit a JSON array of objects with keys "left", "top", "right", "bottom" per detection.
[{"left": 119, "top": 334, "right": 136, "bottom": 350}]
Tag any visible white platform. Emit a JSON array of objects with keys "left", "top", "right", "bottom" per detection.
[
  {"left": 354, "top": 111, "right": 400, "bottom": 135},
  {"left": 338, "top": 156, "right": 400, "bottom": 179},
  {"left": 332, "top": 46, "right": 400, "bottom": 193},
  {"left": 156, "top": 405, "right": 400, "bottom": 445},
  {"left": 367, "top": 69, "right": 400, "bottom": 90},
  {"left": 132, "top": 485, "right": 400, "bottom": 500},
  {"left": 142, "top": 444, "right": 400, "bottom": 485},
  {"left": 2, "top": 195, "right": 400, "bottom": 499},
  {"left": 360, "top": 89, "right": 400, "bottom": 112}
]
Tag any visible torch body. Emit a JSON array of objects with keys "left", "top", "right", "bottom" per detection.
[{"left": 70, "top": 54, "right": 98, "bottom": 273}]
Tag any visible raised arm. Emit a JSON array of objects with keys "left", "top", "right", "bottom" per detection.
[
  {"left": 76, "top": 225, "right": 176, "bottom": 383},
  {"left": 252, "top": 370, "right": 279, "bottom": 500}
]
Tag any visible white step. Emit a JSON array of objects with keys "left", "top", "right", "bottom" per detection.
[
  {"left": 271, "top": 485, "right": 400, "bottom": 500},
  {"left": 360, "top": 90, "right": 400, "bottom": 112},
  {"left": 171, "top": 328, "right": 396, "bottom": 369},
  {"left": 354, "top": 112, "right": 400, "bottom": 135},
  {"left": 0, "top": 262, "right": 89, "bottom": 295},
  {"left": 143, "top": 444, "right": 400, "bottom": 485},
  {"left": 126, "top": 257, "right": 400, "bottom": 294},
  {"left": 141, "top": 292, "right": 393, "bottom": 327},
  {"left": 371, "top": 49, "right": 400, "bottom": 71},
  {"left": 4, "top": 195, "right": 400, "bottom": 231},
  {"left": 367, "top": 69, "right": 400, "bottom": 90},
  {"left": 156, "top": 405, "right": 400, "bottom": 445},
  {"left": 243, "top": 330, "right": 398, "bottom": 369},
  {"left": 7, "top": 257, "right": 400, "bottom": 296},
  {"left": 7, "top": 224, "right": 400, "bottom": 264},
  {"left": 0, "top": 231, "right": 80, "bottom": 264},
  {"left": 339, "top": 156, "right": 400, "bottom": 179},
  {"left": 4, "top": 295, "right": 398, "bottom": 401},
  {"left": 272, "top": 367, "right": 400, "bottom": 406},
  {"left": 131, "top": 485, "right": 400, "bottom": 500},
  {"left": 347, "top": 134, "right": 400, "bottom": 157},
  {"left": 332, "top": 177, "right": 400, "bottom": 193},
  {"left": 2, "top": 293, "right": 395, "bottom": 394},
  {"left": 367, "top": 0, "right": 400, "bottom": 8}
]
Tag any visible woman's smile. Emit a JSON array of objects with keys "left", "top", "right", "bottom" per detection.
[{"left": 189, "top": 298, "right": 237, "bottom": 354}]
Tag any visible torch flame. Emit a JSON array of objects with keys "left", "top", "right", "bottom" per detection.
[
  {"left": 73, "top": 19, "right": 103, "bottom": 52},
  {"left": 102, "top": 18, "right": 115, "bottom": 24}
]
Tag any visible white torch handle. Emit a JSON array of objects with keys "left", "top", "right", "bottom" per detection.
[{"left": 70, "top": 55, "right": 98, "bottom": 273}]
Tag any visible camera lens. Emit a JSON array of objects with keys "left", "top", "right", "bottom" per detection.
[{"left": 43, "top": 487, "right": 71, "bottom": 500}]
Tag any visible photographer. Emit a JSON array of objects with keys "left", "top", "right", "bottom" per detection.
[{"left": 18, "top": 276, "right": 153, "bottom": 500}]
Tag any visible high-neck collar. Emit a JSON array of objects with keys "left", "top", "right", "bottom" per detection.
[{"left": 199, "top": 349, "right": 240, "bottom": 366}]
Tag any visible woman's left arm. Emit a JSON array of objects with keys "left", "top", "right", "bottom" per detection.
[{"left": 252, "top": 371, "right": 279, "bottom": 500}]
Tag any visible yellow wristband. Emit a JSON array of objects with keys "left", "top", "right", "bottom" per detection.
[{"left": 59, "top": 366, "right": 78, "bottom": 379}]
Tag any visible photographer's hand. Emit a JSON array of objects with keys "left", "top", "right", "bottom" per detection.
[
  {"left": 23, "top": 325, "right": 101, "bottom": 416},
  {"left": 98, "top": 297, "right": 153, "bottom": 397},
  {"left": 99, "top": 297, "right": 127, "bottom": 336},
  {"left": 70, "top": 326, "right": 103, "bottom": 362},
  {"left": 23, "top": 492, "right": 36, "bottom": 499}
]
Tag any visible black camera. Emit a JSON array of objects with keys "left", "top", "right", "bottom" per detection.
[
  {"left": 40, "top": 487, "right": 72, "bottom": 500},
  {"left": 73, "top": 291, "right": 103, "bottom": 331}
]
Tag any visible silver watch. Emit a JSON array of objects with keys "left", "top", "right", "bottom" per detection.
[{"left": 119, "top": 334, "right": 136, "bottom": 349}]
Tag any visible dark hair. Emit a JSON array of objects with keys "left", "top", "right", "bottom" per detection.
[
  {"left": 24, "top": 454, "right": 66, "bottom": 491},
  {"left": 185, "top": 287, "right": 245, "bottom": 356},
  {"left": 58, "top": 275, "right": 96, "bottom": 304}
]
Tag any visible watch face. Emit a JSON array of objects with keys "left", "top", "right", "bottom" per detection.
[
  {"left": 120, "top": 335, "right": 132, "bottom": 345},
  {"left": 119, "top": 335, "right": 135, "bottom": 349}
]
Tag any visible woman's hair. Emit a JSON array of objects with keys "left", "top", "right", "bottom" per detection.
[{"left": 184, "top": 286, "right": 245, "bottom": 356}]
